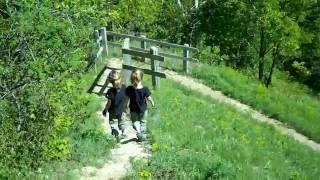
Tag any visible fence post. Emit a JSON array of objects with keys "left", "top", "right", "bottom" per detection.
[
  {"left": 183, "top": 44, "right": 190, "bottom": 74},
  {"left": 94, "top": 30, "right": 100, "bottom": 73},
  {"left": 150, "top": 46, "right": 160, "bottom": 89},
  {"left": 122, "top": 38, "right": 131, "bottom": 86},
  {"left": 140, "top": 35, "right": 146, "bottom": 62},
  {"left": 100, "top": 27, "right": 108, "bottom": 57}
]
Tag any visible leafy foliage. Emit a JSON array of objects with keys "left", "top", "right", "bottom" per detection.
[{"left": 0, "top": 0, "right": 112, "bottom": 177}]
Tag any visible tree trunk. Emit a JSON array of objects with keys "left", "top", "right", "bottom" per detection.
[
  {"left": 266, "top": 45, "right": 280, "bottom": 87},
  {"left": 259, "top": 28, "right": 266, "bottom": 80}
]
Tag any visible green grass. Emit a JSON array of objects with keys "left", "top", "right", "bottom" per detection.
[
  {"left": 32, "top": 58, "right": 116, "bottom": 179},
  {"left": 190, "top": 64, "right": 320, "bottom": 143},
  {"left": 125, "top": 78, "right": 320, "bottom": 179}
]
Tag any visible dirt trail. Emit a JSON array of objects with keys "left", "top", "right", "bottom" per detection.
[
  {"left": 80, "top": 58, "right": 150, "bottom": 179},
  {"left": 80, "top": 111, "right": 150, "bottom": 180},
  {"left": 164, "top": 69, "right": 320, "bottom": 151},
  {"left": 80, "top": 109, "right": 150, "bottom": 180}
]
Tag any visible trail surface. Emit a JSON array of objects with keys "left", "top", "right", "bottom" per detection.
[{"left": 80, "top": 58, "right": 150, "bottom": 179}]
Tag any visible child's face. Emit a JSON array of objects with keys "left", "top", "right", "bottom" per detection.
[{"left": 112, "top": 79, "right": 121, "bottom": 89}]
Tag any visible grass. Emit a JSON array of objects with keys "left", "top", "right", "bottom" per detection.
[
  {"left": 32, "top": 57, "right": 116, "bottom": 179},
  {"left": 125, "top": 78, "right": 320, "bottom": 179},
  {"left": 189, "top": 64, "right": 320, "bottom": 143}
]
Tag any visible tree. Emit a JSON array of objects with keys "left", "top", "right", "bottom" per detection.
[
  {"left": 0, "top": 0, "right": 108, "bottom": 175},
  {"left": 198, "top": 0, "right": 255, "bottom": 68}
]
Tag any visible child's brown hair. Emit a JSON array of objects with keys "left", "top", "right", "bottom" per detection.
[
  {"left": 108, "top": 70, "right": 121, "bottom": 83},
  {"left": 131, "top": 69, "right": 143, "bottom": 85}
]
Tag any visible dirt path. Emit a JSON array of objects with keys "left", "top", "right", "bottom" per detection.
[
  {"left": 164, "top": 69, "right": 320, "bottom": 151},
  {"left": 80, "top": 59, "right": 150, "bottom": 179},
  {"left": 80, "top": 111, "right": 150, "bottom": 180},
  {"left": 80, "top": 108, "right": 150, "bottom": 180}
]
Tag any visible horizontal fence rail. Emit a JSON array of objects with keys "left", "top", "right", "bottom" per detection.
[
  {"left": 92, "top": 29, "right": 200, "bottom": 74},
  {"left": 106, "top": 31, "right": 199, "bottom": 73},
  {"left": 106, "top": 31, "right": 199, "bottom": 53}
]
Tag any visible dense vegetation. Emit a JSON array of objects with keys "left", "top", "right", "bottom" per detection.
[
  {"left": 107, "top": 0, "right": 320, "bottom": 90},
  {"left": 0, "top": 0, "right": 114, "bottom": 177},
  {"left": 125, "top": 79, "right": 320, "bottom": 179},
  {"left": 1, "top": 0, "right": 319, "bottom": 178}
]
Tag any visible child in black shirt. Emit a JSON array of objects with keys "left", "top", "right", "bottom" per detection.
[
  {"left": 124, "top": 69, "right": 154, "bottom": 142},
  {"left": 102, "top": 70, "right": 127, "bottom": 142}
]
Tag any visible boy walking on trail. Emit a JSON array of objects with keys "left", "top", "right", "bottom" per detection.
[
  {"left": 102, "top": 70, "right": 127, "bottom": 142},
  {"left": 124, "top": 69, "right": 155, "bottom": 142}
]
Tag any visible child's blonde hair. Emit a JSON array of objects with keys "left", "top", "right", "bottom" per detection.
[
  {"left": 131, "top": 69, "right": 143, "bottom": 85},
  {"left": 108, "top": 70, "right": 121, "bottom": 83}
]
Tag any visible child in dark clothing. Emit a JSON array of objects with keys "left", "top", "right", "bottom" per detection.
[
  {"left": 102, "top": 70, "right": 127, "bottom": 142},
  {"left": 124, "top": 69, "right": 154, "bottom": 142}
]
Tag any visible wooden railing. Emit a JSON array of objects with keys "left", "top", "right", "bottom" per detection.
[
  {"left": 122, "top": 38, "right": 166, "bottom": 89},
  {"left": 92, "top": 27, "right": 107, "bottom": 72},
  {"left": 92, "top": 29, "right": 199, "bottom": 75},
  {"left": 105, "top": 31, "right": 199, "bottom": 73}
]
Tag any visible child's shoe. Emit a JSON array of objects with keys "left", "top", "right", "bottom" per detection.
[{"left": 137, "top": 133, "right": 147, "bottom": 142}]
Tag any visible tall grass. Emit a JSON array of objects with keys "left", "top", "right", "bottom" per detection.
[
  {"left": 33, "top": 59, "right": 116, "bottom": 178},
  {"left": 190, "top": 64, "right": 320, "bottom": 142},
  {"left": 126, "top": 79, "right": 320, "bottom": 179}
]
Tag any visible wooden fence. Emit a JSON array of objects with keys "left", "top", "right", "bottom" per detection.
[
  {"left": 92, "top": 29, "right": 199, "bottom": 87},
  {"left": 92, "top": 27, "right": 108, "bottom": 72},
  {"left": 105, "top": 31, "right": 199, "bottom": 74},
  {"left": 122, "top": 38, "right": 166, "bottom": 89}
]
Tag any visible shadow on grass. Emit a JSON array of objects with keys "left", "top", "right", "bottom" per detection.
[{"left": 87, "top": 64, "right": 110, "bottom": 96}]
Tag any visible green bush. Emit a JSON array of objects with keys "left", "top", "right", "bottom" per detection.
[{"left": 0, "top": 0, "right": 113, "bottom": 177}]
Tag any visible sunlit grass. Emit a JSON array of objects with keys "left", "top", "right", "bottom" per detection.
[
  {"left": 126, "top": 78, "right": 320, "bottom": 179},
  {"left": 190, "top": 64, "right": 320, "bottom": 142}
]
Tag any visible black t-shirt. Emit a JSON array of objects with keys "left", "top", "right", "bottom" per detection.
[
  {"left": 125, "top": 85, "right": 151, "bottom": 113},
  {"left": 106, "top": 85, "right": 126, "bottom": 116}
]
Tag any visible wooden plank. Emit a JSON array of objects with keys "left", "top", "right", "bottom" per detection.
[
  {"left": 150, "top": 46, "right": 160, "bottom": 88},
  {"left": 122, "top": 38, "right": 131, "bottom": 86},
  {"left": 100, "top": 27, "right": 108, "bottom": 56},
  {"left": 140, "top": 35, "right": 146, "bottom": 62},
  {"left": 130, "top": 47, "right": 198, "bottom": 62},
  {"left": 106, "top": 31, "right": 199, "bottom": 53},
  {"left": 96, "top": 47, "right": 103, "bottom": 58},
  {"left": 122, "top": 64, "right": 166, "bottom": 78},
  {"left": 108, "top": 42, "right": 122, "bottom": 47},
  {"left": 96, "top": 36, "right": 102, "bottom": 44},
  {"left": 122, "top": 48, "right": 164, "bottom": 62},
  {"left": 183, "top": 44, "right": 189, "bottom": 73},
  {"left": 108, "top": 43, "right": 198, "bottom": 62}
]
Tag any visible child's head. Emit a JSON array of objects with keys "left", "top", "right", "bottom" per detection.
[
  {"left": 131, "top": 69, "right": 143, "bottom": 86},
  {"left": 108, "top": 70, "right": 121, "bottom": 89}
]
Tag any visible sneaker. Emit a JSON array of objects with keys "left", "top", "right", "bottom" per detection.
[
  {"left": 115, "top": 135, "right": 120, "bottom": 143},
  {"left": 111, "top": 129, "right": 120, "bottom": 143},
  {"left": 137, "top": 133, "right": 147, "bottom": 142},
  {"left": 111, "top": 129, "right": 119, "bottom": 137}
]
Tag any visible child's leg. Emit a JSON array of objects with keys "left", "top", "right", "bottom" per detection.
[
  {"left": 118, "top": 113, "right": 130, "bottom": 135},
  {"left": 109, "top": 114, "right": 120, "bottom": 137},
  {"left": 140, "top": 110, "right": 148, "bottom": 136},
  {"left": 131, "top": 112, "right": 141, "bottom": 133}
]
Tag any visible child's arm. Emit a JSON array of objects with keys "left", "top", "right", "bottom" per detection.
[
  {"left": 102, "top": 100, "right": 111, "bottom": 116},
  {"left": 147, "top": 96, "right": 155, "bottom": 107}
]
